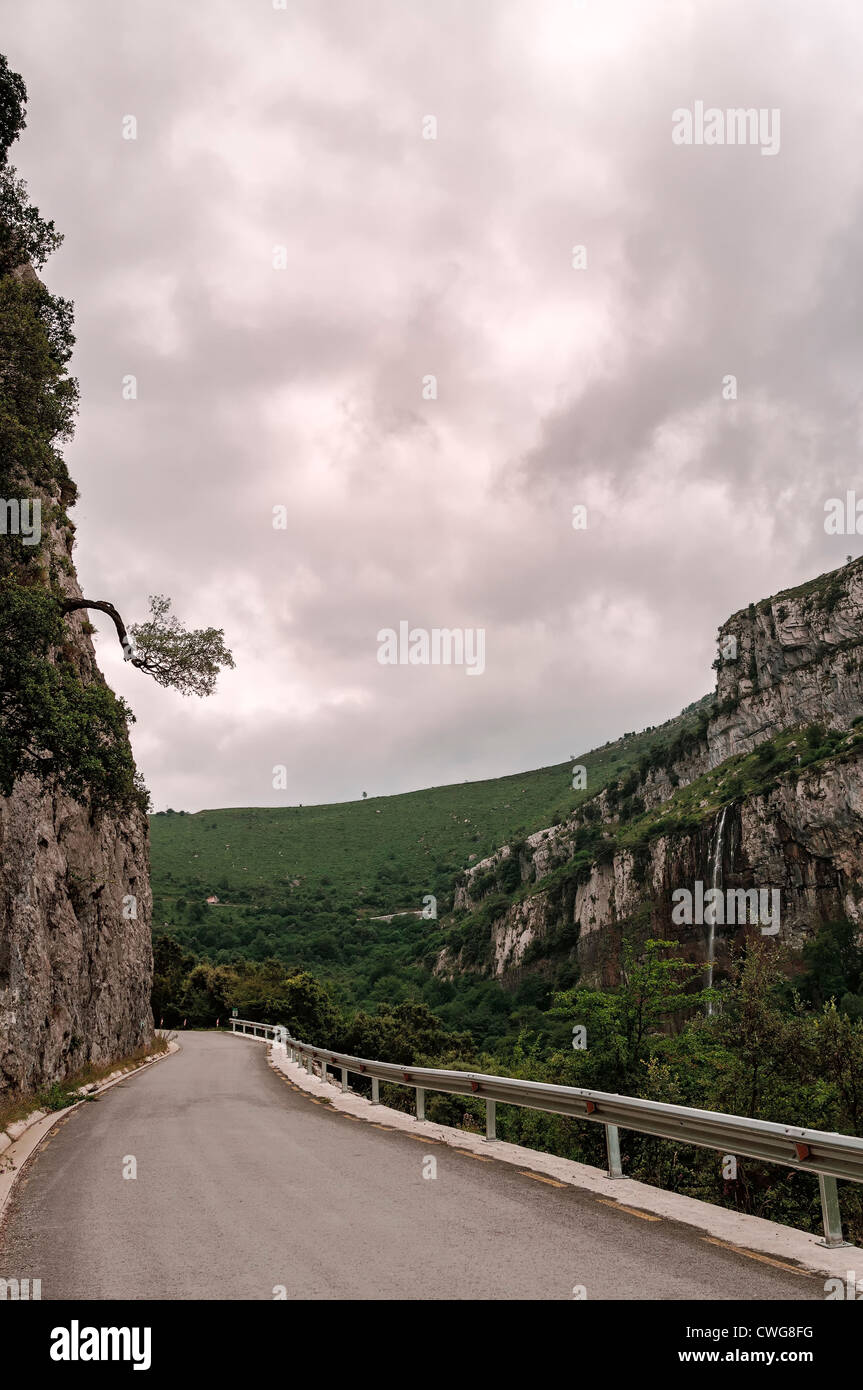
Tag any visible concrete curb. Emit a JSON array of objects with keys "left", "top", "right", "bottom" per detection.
[
  {"left": 0, "top": 1039, "right": 180, "bottom": 1225},
  {"left": 258, "top": 1035, "right": 863, "bottom": 1288}
]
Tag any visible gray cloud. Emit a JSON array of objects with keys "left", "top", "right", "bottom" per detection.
[{"left": 4, "top": 0, "right": 862, "bottom": 810}]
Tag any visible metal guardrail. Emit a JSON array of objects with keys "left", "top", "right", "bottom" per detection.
[{"left": 227, "top": 1017, "right": 863, "bottom": 1248}]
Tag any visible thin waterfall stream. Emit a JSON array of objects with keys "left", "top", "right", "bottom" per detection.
[{"left": 705, "top": 805, "right": 729, "bottom": 1016}]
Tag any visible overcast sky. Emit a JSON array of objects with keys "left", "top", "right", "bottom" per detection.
[{"left": 4, "top": 0, "right": 863, "bottom": 811}]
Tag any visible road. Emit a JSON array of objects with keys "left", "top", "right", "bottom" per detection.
[{"left": 0, "top": 1032, "right": 823, "bottom": 1300}]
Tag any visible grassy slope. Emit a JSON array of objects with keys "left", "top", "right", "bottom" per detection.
[
  {"left": 150, "top": 695, "right": 712, "bottom": 913},
  {"left": 148, "top": 695, "right": 711, "bottom": 1027}
]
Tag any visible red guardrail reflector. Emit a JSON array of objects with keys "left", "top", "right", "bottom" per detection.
[
  {"left": 470, "top": 1081, "right": 480, "bottom": 1093},
  {"left": 403, "top": 1073, "right": 412, "bottom": 1082},
  {"left": 585, "top": 1101, "right": 597, "bottom": 1115},
  {"left": 795, "top": 1142, "right": 811, "bottom": 1161}
]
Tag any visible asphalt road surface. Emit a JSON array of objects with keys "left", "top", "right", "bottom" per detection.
[{"left": 0, "top": 1032, "right": 824, "bottom": 1300}]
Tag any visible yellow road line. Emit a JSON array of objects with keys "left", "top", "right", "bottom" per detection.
[
  {"left": 453, "top": 1148, "right": 492, "bottom": 1162},
  {"left": 519, "top": 1170, "right": 568, "bottom": 1189},
  {"left": 597, "top": 1199, "right": 661, "bottom": 1221},
  {"left": 701, "top": 1236, "right": 809, "bottom": 1275}
]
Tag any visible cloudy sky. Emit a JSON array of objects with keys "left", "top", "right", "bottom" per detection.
[{"left": 4, "top": 0, "right": 863, "bottom": 811}]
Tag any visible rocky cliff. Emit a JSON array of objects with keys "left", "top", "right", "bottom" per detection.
[
  {"left": 709, "top": 562, "right": 863, "bottom": 763},
  {"left": 0, "top": 518, "right": 153, "bottom": 1098},
  {"left": 439, "top": 559, "right": 863, "bottom": 993},
  {"left": 0, "top": 59, "right": 153, "bottom": 1099}
]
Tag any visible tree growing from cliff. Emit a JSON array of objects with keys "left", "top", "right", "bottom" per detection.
[{"left": 59, "top": 594, "right": 234, "bottom": 698}]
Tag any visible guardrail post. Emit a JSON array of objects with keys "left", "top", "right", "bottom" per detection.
[
  {"left": 605, "top": 1124, "right": 623, "bottom": 1178},
  {"left": 228, "top": 1022, "right": 863, "bottom": 1226},
  {"left": 818, "top": 1174, "right": 846, "bottom": 1248},
  {"left": 485, "top": 1099, "right": 496, "bottom": 1141}
]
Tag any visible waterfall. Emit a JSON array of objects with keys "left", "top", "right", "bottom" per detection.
[{"left": 705, "top": 805, "right": 729, "bottom": 1016}]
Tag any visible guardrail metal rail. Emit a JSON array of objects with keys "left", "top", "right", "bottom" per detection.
[{"left": 228, "top": 1017, "right": 863, "bottom": 1248}]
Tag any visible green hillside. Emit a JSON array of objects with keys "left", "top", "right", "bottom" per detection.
[{"left": 149, "top": 694, "right": 711, "bottom": 1027}]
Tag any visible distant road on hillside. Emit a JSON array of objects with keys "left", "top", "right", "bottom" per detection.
[{"left": 0, "top": 1033, "right": 823, "bottom": 1300}]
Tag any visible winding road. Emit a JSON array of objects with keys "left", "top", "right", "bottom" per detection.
[{"left": 0, "top": 1033, "right": 824, "bottom": 1300}]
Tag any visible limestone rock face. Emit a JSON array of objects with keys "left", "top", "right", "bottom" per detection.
[
  {"left": 439, "top": 752, "right": 863, "bottom": 989},
  {"left": 0, "top": 484, "right": 153, "bottom": 1099},
  {"left": 709, "top": 560, "right": 863, "bottom": 763},
  {"left": 441, "top": 560, "right": 863, "bottom": 992},
  {"left": 0, "top": 775, "right": 152, "bottom": 1095}
]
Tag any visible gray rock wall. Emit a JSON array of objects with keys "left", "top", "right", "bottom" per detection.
[
  {"left": 0, "top": 484, "right": 153, "bottom": 1099},
  {"left": 443, "top": 559, "right": 863, "bottom": 991}
]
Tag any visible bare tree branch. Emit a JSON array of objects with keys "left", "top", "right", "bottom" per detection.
[
  {"left": 59, "top": 595, "right": 234, "bottom": 696},
  {"left": 60, "top": 598, "right": 140, "bottom": 663}
]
